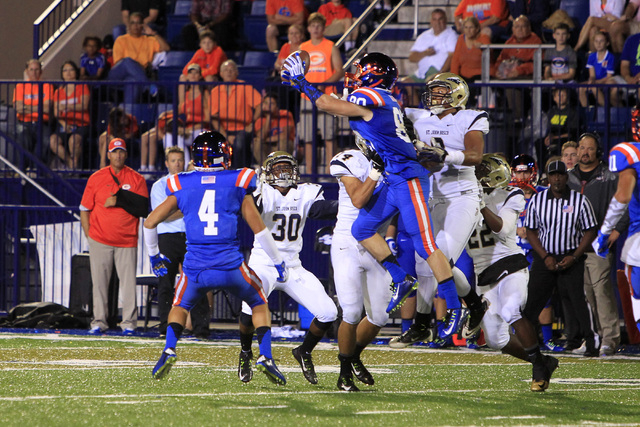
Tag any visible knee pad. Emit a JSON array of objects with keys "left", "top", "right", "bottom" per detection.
[
  {"left": 341, "top": 304, "right": 363, "bottom": 325},
  {"left": 239, "top": 312, "right": 254, "bottom": 328},
  {"left": 366, "top": 309, "right": 390, "bottom": 328},
  {"left": 482, "top": 320, "right": 510, "bottom": 350},
  {"left": 312, "top": 318, "right": 335, "bottom": 332}
]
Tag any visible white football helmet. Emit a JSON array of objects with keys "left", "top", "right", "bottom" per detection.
[
  {"left": 422, "top": 72, "right": 469, "bottom": 115},
  {"left": 262, "top": 151, "right": 299, "bottom": 188}
]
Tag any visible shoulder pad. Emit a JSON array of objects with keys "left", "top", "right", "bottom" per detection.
[
  {"left": 609, "top": 142, "right": 640, "bottom": 172},
  {"left": 235, "top": 168, "right": 257, "bottom": 189},
  {"left": 347, "top": 87, "right": 387, "bottom": 107}
]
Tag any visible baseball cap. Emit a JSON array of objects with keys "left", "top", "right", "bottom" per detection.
[
  {"left": 187, "top": 63, "right": 201, "bottom": 72},
  {"left": 547, "top": 160, "right": 567, "bottom": 174},
  {"left": 108, "top": 138, "right": 127, "bottom": 152}
]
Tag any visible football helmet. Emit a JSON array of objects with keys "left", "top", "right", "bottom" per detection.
[
  {"left": 191, "top": 131, "right": 232, "bottom": 170},
  {"left": 476, "top": 153, "right": 511, "bottom": 189},
  {"left": 422, "top": 72, "right": 469, "bottom": 115},
  {"left": 344, "top": 52, "right": 398, "bottom": 90},
  {"left": 510, "top": 153, "right": 538, "bottom": 187},
  {"left": 262, "top": 151, "right": 299, "bottom": 188}
]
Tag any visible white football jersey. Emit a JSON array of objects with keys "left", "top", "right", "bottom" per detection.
[
  {"left": 406, "top": 108, "right": 489, "bottom": 198},
  {"left": 467, "top": 186, "right": 526, "bottom": 274},
  {"left": 250, "top": 182, "right": 324, "bottom": 267},
  {"left": 330, "top": 150, "right": 380, "bottom": 237}
]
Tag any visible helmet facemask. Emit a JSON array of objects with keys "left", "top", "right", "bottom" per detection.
[
  {"left": 263, "top": 152, "right": 299, "bottom": 188},
  {"left": 476, "top": 154, "right": 511, "bottom": 189},
  {"left": 423, "top": 73, "right": 469, "bottom": 114}
]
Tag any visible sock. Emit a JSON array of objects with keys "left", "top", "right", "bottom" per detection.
[
  {"left": 240, "top": 332, "right": 253, "bottom": 352},
  {"left": 353, "top": 343, "right": 366, "bottom": 359},
  {"left": 148, "top": 165, "right": 156, "bottom": 172},
  {"left": 140, "top": 165, "right": 148, "bottom": 171},
  {"left": 381, "top": 255, "right": 407, "bottom": 283},
  {"left": 525, "top": 345, "right": 544, "bottom": 365},
  {"left": 462, "top": 288, "right": 482, "bottom": 310},
  {"left": 164, "top": 322, "right": 183, "bottom": 352},
  {"left": 438, "top": 277, "right": 461, "bottom": 309},
  {"left": 541, "top": 324, "right": 553, "bottom": 343},
  {"left": 299, "top": 330, "right": 323, "bottom": 354},
  {"left": 401, "top": 318, "right": 413, "bottom": 333},
  {"left": 256, "top": 326, "right": 272, "bottom": 359},
  {"left": 338, "top": 353, "right": 353, "bottom": 376},
  {"left": 414, "top": 311, "right": 431, "bottom": 329}
]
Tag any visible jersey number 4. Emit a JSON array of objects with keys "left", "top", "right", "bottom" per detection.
[{"left": 198, "top": 190, "right": 219, "bottom": 235}]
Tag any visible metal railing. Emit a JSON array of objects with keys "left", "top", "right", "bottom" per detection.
[{"left": 33, "top": 0, "right": 95, "bottom": 58}]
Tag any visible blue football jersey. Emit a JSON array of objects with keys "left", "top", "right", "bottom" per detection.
[
  {"left": 347, "top": 87, "right": 427, "bottom": 179},
  {"left": 166, "top": 168, "right": 257, "bottom": 270},
  {"left": 609, "top": 142, "right": 640, "bottom": 235}
]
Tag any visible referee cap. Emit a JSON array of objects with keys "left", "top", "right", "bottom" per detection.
[{"left": 547, "top": 160, "right": 567, "bottom": 174}]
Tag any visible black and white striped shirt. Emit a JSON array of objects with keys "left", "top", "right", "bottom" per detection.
[{"left": 524, "top": 187, "right": 598, "bottom": 255}]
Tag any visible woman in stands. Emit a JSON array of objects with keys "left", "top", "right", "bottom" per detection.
[
  {"left": 50, "top": 61, "right": 90, "bottom": 171},
  {"left": 450, "top": 17, "right": 491, "bottom": 107},
  {"left": 274, "top": 24, "right": 305, "bottom": 76}
]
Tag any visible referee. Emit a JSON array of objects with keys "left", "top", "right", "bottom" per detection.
[{"left": 523, "top": 160, "right": 600, "bottom": 357}]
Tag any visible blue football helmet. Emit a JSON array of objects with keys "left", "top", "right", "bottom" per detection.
[
  {"left": 191, "top": 131, "right": 232, "bottom": 170},
  {"left": 344, "top": 52, "right": 398, "bottom": 90}
]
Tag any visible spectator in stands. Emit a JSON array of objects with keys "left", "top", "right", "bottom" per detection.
[
  {"left": 317, "top": 0, "right": 357, "bottom": 53},
  {"left": 266, "top": 0, "right": 306, "bottom": 52},
  {"left": 299, "top": 12, "right": 344, "bottom": 174},
  {"left": 561, "top": 140, "right": 578, "bottom": 170},
  {"left": 578, "top": 31, "right": 624, "bottom": 107},
  {"left": 182, "top": 31, "right": 227, "bottom": 82},
  {"left": 544, "top": 87, "right": 582, "bottom": 161},
  {"left": 574, "top": 0, "right": 625, "bottom": 53},
  {"left": 275, "top": 24, "right": 305, "bottom": 75},
  {"left": 81, "top": 137, "right": 149, "bottom": 335},
  {"left": 454, "top": 0, "right": 510, "bottom": 42},
  {"left": 493, "top": 15, "right": 541, "bottom": 120},
  {"left": 119, "top": 0, "right": 165, "bottom": 36},
  {"left": 180, "top": 0, "right": 233, "bottom": 52},
  {"left": 620, "top": 31, "right": 640, "bottom": 101},
  {"left": 168, "top": 63, "right": 211, "bottom": 166},
  {"left": 608, "top": 0, "right": 640, "bottom": 54},
  {"left": 80, "top": 36, "right": 107, "bottom": 80},
  {"left": 50, "top": 61, "right": 90, "bottom": 170},
  {"left": 250, "top": 93, "right": 295, "bottom": 166},
  {"left": 12, "top": 59, "right": 54, "bottom": 166},
  {"left": 209, "top": 59, "right": 262, "bottom": 168},
  {"left": 506, "top": 0, "right": 549, "bottom": 38},
  {"left": 450, "top": 16, "right": 491, "bottom": 106},
  {"left": 110, "top": 12, "right": 170, "bottom": 105},
  {"left": 98, "top": 107, "right": 139, "bottom": 169},
  {"left": 399, "top": 8, "right": 457, "bottom": 107},
  {"left": 100, "top": 35, "right": 115, "bottom": 70},
  {"left": 140, "top": 111, "right": 185, "bottom": 177},
  {"left": 543, "top": 23, "right": 577, "bottom": 83}
]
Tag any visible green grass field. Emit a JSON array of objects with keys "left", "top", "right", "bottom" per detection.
[{"left": 0, "top": 333, "right": 639, "bottom": 427}]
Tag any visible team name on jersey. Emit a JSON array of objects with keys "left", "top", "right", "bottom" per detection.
[
  {"left": 275, "top": 205, "right": 298, "bottom": 212},
  {"left": 423, "top": 129, "right": 449, "bottom": 136}
]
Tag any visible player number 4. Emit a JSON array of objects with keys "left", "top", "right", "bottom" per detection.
[{"left": 198, "top": 190, "right": 219, "bottom": 236}]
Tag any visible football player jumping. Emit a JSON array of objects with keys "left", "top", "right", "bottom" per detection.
[
  {"left": 282, "top": 51, "right": 465, "bottom": 339},
  {"left": 238, "top": 151, "right": 339, "bottom": 385},
  {"left": 470, "top": 153, "right": 559, "bottom": 392}
]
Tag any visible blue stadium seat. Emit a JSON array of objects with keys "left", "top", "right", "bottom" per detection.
[
  {"left": 158, "top": 51, "right": 194, "bottom": 82},
  {"left": 174, "top": 0, "right": 191, "bottom": 15},
  {"left": 128, "top": 103, "right": 158, "bottom": 130},
  {"left": 243, "top": 51, "right": 277, "bottom": 68},
  {"left": 226, "top": 50, "right": 246, "bottom": 66},
  {"left": 166, "top": 15, "right": 190, "bottom": 48},
  {"left": 560, "top": 0, "right": 590, "bottom": 27},
  {"left": 251, "top": 0, "right": 266, "bottom": 15},
  {"left": 243, "top": 16, "right": 269, "bottom": 51},
  {"left": 237, "top": 66, "right": 271, "bottom": 92},
  {"left": 587, "top": 106, "right": 631, "bottom": 145}
]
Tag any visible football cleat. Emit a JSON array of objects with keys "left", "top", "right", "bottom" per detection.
[
  {"left": 465, "top": 335, "right": 480, "bottom": 350},
  {"left": 152, "top": 348, "right": 177, "bottom": 380},
  {"left": 439, "top": 308, "right": 468, "bottom": 340},
  {"left": 337, "top": 374, "right": 360, "bottom": 392},
  {"left": 389, "top": 325, "right": 431, "bottom": 348},
  {"left": 462, "top": 299, "right": 488, "bottom": 339},
  {"left": 256, "top": 355, "right": 286, "bottom": 385},
  {"left": 531, "top": 355, "right": 559, "bottom": 392},
  {"left": 351, "top": 359, "right": 374, "bottom": 385},
  {"left": 426, "top": 336, "right": 454, "bottom": 349},
  {"left": 238, "top": 350, "right": 253, "bottom": 383},
  {"left": 292, "top": 346, "right": 318, "bottom": 384},
  {"left": 386, "top": 275, "right": 419, "bottom": 313},
  {"left": 542, "top": 339, "right": 565, "bottom": 353}
]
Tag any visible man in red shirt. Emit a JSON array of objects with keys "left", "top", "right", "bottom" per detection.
[
  {"left": 80, "top": 138, "right": 149, "bottom": 335},
  {"left": 266, "top": 0, "right": 306, "bottom": 52},
  {"left": 318, "top": 0, "right": 357, "bottom": 52}
]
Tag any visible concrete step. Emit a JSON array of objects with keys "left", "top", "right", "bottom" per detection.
[{"left": 396, "top": 4, "right": 457, "bottom": 24}]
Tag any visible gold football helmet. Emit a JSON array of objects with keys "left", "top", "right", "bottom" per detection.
[
  {"left": 476, "top": 153, "right": 511, "bottom": 189},
  {"left": 262, "top": 151, "right": 299, "bottom": 188},
  {"left": 422, "top": 72, "right": 469, "bottom": 114}
]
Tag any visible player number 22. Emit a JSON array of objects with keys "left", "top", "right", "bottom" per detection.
[{"left": 198, "top": 190, "right": 219, "bottom": 235}]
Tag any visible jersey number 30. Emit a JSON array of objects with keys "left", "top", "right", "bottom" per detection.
[{"left": 199, "top": 190, "right": 219, "bottom": 235}]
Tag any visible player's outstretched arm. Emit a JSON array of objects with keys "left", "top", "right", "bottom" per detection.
[{"left": 144, "top": 195, "right": 179, "bottom": 230}]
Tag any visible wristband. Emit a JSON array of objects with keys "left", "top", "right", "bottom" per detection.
[
  {"left": 300, "top": 80, "right": 323, "bottom": 104},
  {"left": 368, "top": 167, "right": 381, "bottom": 181},
  {"left": 543, "top": 254, "right": 552, "bottom": 261},
  {"left": 143, "top": 225, "right": 160, "bottom": 256},
  {"left": 444, "top": 149, "right": 465, "bottom": 166}
]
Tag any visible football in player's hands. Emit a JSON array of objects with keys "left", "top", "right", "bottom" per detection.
[
  {"left": 415, "top": 138, "right": 447, "bottom": 173},
  {"left": 281, "top": 50, "right": 310, "bottom": 82}
]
